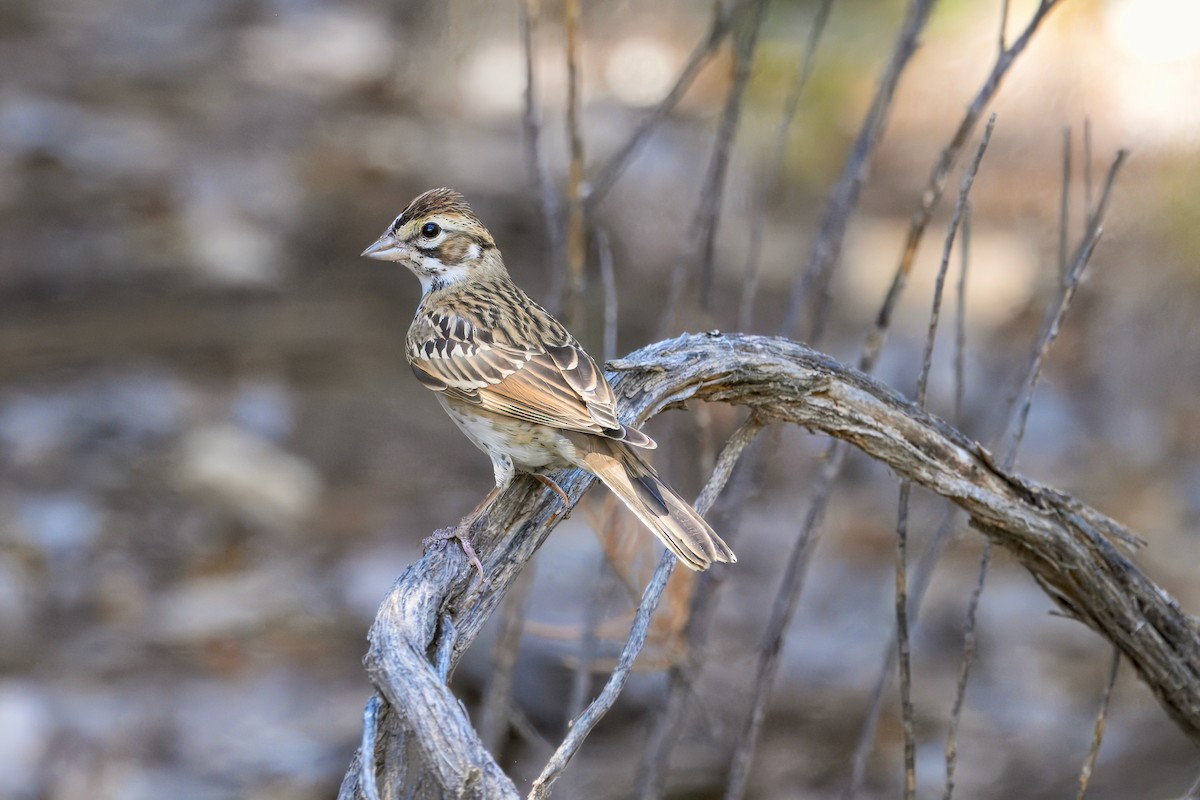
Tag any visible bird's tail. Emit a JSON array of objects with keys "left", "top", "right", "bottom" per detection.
[{"left": 579, "top": 440, "right": 736, "bottom": 571}]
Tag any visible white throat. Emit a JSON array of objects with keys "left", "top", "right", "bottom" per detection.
[
  {"left": 417, "top": 262, "right": 472, "bottom": 295},
  {"left": 414, "top": 242, "right": 481, "bottom": 294}
]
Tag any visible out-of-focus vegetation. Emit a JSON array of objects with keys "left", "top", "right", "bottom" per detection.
[{"left": 1, "top": 0, "right": 1198, "bottom": 797}]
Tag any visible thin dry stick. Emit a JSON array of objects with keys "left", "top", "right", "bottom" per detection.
[
  {"left": 730, "top": 87, "right": 1012, "bottom": 800},
  {"left": 849, "top": 116, "right": 995, "bottom": 800},
  {"left": 845, "top": 508, "right": 960, "bottom": 800},
  {"left": 479, "top": 565, "right": 537, "bottom": 752},
  {"left": 698, "top": 0, "right": 769, "bottom": 309},
  {"left": 658, "top": 0, "right": 769, "bottom": 337},
  {"left": 941, "top": 538, "right": 988, "bottom": 800},
  {"left": 726, "top": 16, "right": 1065, "bottom": 786},
  {"left": 529, "top": 418, "right": 763, "bottom": 799},
  {"left": 739, "top": 0, "right": 836, "bottom": 330},
  {"left": 565, "top": 511, "right": 642, "bottom": 753},
  {"left": 723, "top": 440, "right": 848, "bottom": 800},
  {"left": 700, "top": 18, "right": 946, "bottom": 781},
  {"left": 939, "top": 200, "right": 972, "bottom": 800},
  {"left": 858, "top": 0, "right": 1066, "bottom": 370},
  {"left": 918, "top": 115, "right": 995, "bottom": 407},
  {"left": 1006, "top": 151, "right": 1127, "bottom": 468},
  {"left": 953, "top": 203, "right": 970, "bottom": 422},
  {"left": 1083, "top": 117, "right": 1093, "bottom": 220},
  {"left": 894, "top": 483, "right": 917, "bottom": 800},
  {"left": 530, "top": 552, "right": 676, "bottom": 800},
  {"left": 510, "top": 705, "right": 556, "bottom": 757},
  {"left": 998, "top": 0, "right": 1011, "bottom": 52},
  {"left": 597, "top": 228, "right": 618, "bottom": 363},
  {"left": 586, "top": 0, "right": 751, "bottom": 211},
  {"left": 518, "top": 0, "right": 564, "bottom": 305},
  {"left": 635, "top": 421, "right": 770, "bottom": 800},
  {"left": 1059, "top": 127, "right": 1072, "bottom": 278},
  {"left": 563, "top": 0, "right": 587, "bottom": 329},
  {"left": 942, "top": 149, "right": 1129, "bottom": 799},
  {"left": 781, "top": 0, "right": 938, "bottom": 341},
  {"left": 639, "top": 11, "right": 829, "bottom": 763},
  {"left": 1077, "top": 647, "right": 1121, "bottom": 800},
  {"left": 565, "top": 560, "right": 611, "bottom": 726}
]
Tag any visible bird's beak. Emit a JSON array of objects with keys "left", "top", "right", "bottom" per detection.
[{"left": 361, "top": 234, "right": 404, "bottom": 261}]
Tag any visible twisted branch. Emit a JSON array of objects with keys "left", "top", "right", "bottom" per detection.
[{"left": 339, "top": 333, "right": 1200, "bottom": 799}]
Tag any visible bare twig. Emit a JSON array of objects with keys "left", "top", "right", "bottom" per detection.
[
  {"left": 1084, "top": 117, "right": 1093, "bottom": 220},
  {"left": 563, "top": 0, "right": 586, "bottom": 329},
  {"left": 728, "top": 12, "right": 962, "bottom": 783},
  {"left": 918, "top": 116, "right": 995, "bottom": 407},
  {"left": 845, "top": 507, "right": 961, "bottom": 800},
  {"left": 518, "top": 0, "right": 564, "bottom": 305},
  {"left": 739, "top": 0, "right": 836, "bottom": 330},
  {"left": 586, "top": 0, "right": 752, "bottom": 210},
  {"left": 1059, "top": 127, "right": 1072, "bottom": 278},
  {"left": 943, "top": 148, "right": 1129, "bottom": 798},
  {"left": 894, "top": 482, "right": 917, "bottom": 800},
  {"left": 529, "top": 550, "right": 678, "bottom": 800},
  {"left": 635, "top": 419, "right": 768, "bottom": 800},
  {"left": 1076, "top": 647, "right": 1121, "bottom": 800},
  {"left": 510, "top": 705, "right": 556, "bottom": 757},
  {"left": 724, "top": 438, "right": 848, "bottom": 800},
  {"left": 942, "top": 539, "right": 989, "bottom": 800},
  {"left": 850, "top": 119, "right": 995, "bottom": 800},
  {"left": 530, "top": 419, "right": 761, "bottom": 798},
  {"left": 566, "top": 558, "right": 612, "bottom": 725},
  {"left": 858, "top": 0, "right": 1066, "bottom": 371},
  {"left": 698, "top": 0, "right": 769, "bottom": 309},
  {"left": 694, "top": 415, "right": 767, "bottom": 517},
  {"left": 1006, "top": 150, "right": 1128, "bottom": 468},
  {"left": 941, "top": 192, "right": 972, "bottom": 800},
  {"left": 658, "top": 0, "right": 769, "bottom": 336},
  {"left": 597, "top": 228, "right": 618, "bottom": 363},
  {"left": 782, "top": 0, "right": 938, "bottom": 341},
  {"left": 953, "top": 202, "right": 970, "bottom": 422},
  {"left": 733, "top": 115, "right": 1005, "bottom": 800},
  {"left": 998, "top": 0, "right": 1011, "bottom": 53}
]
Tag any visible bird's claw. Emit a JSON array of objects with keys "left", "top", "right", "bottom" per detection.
[
  {"left": 422, "top": 526, "right": 486, "bottom": 581},
  {"left": 533, "top": 474, "right": 570, "bottom": 509}
]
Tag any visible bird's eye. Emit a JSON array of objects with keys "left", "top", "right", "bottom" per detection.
[{"left": 421, "top": 222, "right": 441, "bottom": 239}]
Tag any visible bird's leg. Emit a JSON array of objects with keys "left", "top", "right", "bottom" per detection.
[
  {"left": 463, "top": 482, "right": 504, "bottom": 526},
  {"left": 533, "top": 473, "right": 570, "bottom": 509}
]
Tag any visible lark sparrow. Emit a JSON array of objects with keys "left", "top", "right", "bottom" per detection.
[{"left": 361, "top": 188, "right": 735, "bottom": 574}]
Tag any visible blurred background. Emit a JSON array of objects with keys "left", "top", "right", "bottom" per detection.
[{"left": 2, "top": 0, "right": 1200, "bottom": 797}]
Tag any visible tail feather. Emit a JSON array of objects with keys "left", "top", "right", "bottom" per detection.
[{"left": 580, "top": 442, "right": 736, "bottom": 571}]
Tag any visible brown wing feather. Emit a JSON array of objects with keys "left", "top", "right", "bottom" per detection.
[
  {"left": 407, "top": 302, "right": 655, "bottom": 448},
  {"left": 544, "top": 343, "right": 621, "bottom": 431}
]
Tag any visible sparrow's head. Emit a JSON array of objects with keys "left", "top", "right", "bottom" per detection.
[{"left": 361, "top": 188, "right": 499, "bottom": 293}]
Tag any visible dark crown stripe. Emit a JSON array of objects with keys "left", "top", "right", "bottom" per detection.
[{"left": 398, "top": 187, "right": 484, "bottom": 228}]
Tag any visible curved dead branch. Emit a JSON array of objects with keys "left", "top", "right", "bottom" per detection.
[{"left": 339, "top": 332, "right": 1200, "bottom": 800}]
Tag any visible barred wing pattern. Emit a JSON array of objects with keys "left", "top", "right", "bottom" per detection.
[{"left": 406, "top": 302, "right": 655, "bottom": 449}]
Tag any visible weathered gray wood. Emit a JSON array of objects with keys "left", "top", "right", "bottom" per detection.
[{"left": 339, "top": 332, "right": 1200, "bottom": 799}]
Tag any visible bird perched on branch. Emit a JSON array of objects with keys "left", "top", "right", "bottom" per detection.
[{"left": 362, "top": 188, "right": 735, "bottom": 576}]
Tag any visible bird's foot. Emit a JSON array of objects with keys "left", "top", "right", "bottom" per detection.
[{"left": 423, "top": 525, "right": 486, "bottom": 581}]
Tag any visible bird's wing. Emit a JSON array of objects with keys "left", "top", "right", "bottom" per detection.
[{"left": 407, "top": 306, "right": 655, "bottom": 448}]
